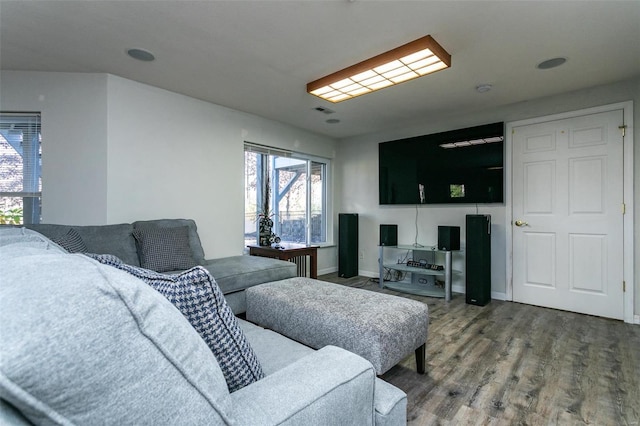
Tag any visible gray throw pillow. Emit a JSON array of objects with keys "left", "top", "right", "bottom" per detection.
[
  {"left": 51, "top": 228, "right": 88, "bottom": 253},
  {"left": 132, "top": 225, "right": 197, "bottom": 272},
  {"left": 86, "top": 253, "right": 265, "bottom": 392},
  {"left": 1, "top": 250, "right": 229, "bottom": 424}
]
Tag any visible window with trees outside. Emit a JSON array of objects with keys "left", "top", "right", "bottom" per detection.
[
  {"left": 0, "top": 112, "right": 42, "bottom": 225},
  {"left": 244, "top": 143, "right": 329, "bottom": 247}
]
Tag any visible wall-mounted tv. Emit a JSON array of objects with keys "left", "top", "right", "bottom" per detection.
[{"left": 379, "top": 122, "right": 504, "bottom": 205}]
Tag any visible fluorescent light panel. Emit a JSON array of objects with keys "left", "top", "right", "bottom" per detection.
[{"left": 307, "top": 35, "right": 451, "bottom": 103}]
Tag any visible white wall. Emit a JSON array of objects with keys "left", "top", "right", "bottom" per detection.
[
  {"left": 0, "top": 71, "right": 337, "bottom": 261},
  {"left": 0, "top": 71, "right": 109, "bottom": 225},
  {"left": 2, "top": 70, "right": 637, "bottom": 316},
  {"left": 335, "top": 77, "right": 640, "bottom": 312},
  {"left": 105, "top": 74, "right": 337, "bottom": 258}
]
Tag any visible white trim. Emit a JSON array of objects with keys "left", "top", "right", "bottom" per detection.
[
  {"left": 504, "top": 120, "right": 514, "bottom": 301},
  {"left": 318, "top": 266, "right": 338, "bottom": 276},
  {"left": 491, "top": 291, "right": 508, "bottom": 301},
  {"left": 505, "top": 101, "right": 635, "bottom": 324},
  {"left": 358, "top": 269, "right": 378, "bottom": 279},
  {"left": 622, "top": 102, "right": 635, "bottom": 324}
]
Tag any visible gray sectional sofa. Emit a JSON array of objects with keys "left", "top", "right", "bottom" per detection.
[
  {"left": 0, "top": 223, "right": 408, "bottom": 425},
  {"left": 23, "top": 218, "right": 296, "bottom": 314}
]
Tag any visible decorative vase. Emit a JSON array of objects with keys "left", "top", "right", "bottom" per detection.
[{"left": 258, "top": 217, "right": 273, "bottom": 246}]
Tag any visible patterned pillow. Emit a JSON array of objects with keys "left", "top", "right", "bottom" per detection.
[
  {"left": 52, "top": 228, "right": 88, "bottom": 253},
  {"left": 85, "top": 253, "right": 265, "bottom": 392},
  {"left": 132, "top": 225, "right": 197, "bottom": 272}
]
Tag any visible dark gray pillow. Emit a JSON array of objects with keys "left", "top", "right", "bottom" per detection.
[
  {"left": 86, "top": 253, "right": 265, "bottom": 392},
  {"left": 132, "top": 226, "right": 197, "bottom": 272},
  {"left": 51, "top": 228, "right": 88, "bottom": 253}
]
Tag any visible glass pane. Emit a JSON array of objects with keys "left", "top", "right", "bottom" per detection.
[
  {"left": 244, "top": 150, "right": 259, "bottom": 246},
  {"left": 274, "top": 156, "right": 306, "bottom": 244},
  {"left": 310, "top": 161, "right": 326, "bottom": 243},
  {"left": 1, "top": 113, "right": 42, "bottom": 224}
]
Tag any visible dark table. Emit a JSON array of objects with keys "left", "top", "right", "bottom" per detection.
[{"left": 247, "top": 244, "right": 319, "bottom": 279}]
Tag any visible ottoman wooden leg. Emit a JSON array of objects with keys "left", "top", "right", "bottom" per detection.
[{"left": 415, "top": 343, "right": 426, "bottom": 374}]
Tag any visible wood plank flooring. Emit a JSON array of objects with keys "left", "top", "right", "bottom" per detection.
[{"left": 318, "top": 273, "right": 640, "bottom": 425}]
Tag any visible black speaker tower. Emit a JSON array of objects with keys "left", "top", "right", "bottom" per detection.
[
  {"left": 465, "top": 214, "right": 491, "bottom": 306},
  {"left": 339, "top": 213, "right": 358, "bottom": 278}
]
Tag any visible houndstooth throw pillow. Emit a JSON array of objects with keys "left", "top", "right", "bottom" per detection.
[
  {"left": 52, "top": 228, "right": 88, "bottom": 253},
  {"left": 85, "top": 253, "right": 265, "bottom": 392},
  {"left": 132, "top": 225, "right": 197, "bottom": 272}
]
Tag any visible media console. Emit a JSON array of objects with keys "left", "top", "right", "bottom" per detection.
[{"left": 378, "top": 245, "right": 462, "bottom": 301}]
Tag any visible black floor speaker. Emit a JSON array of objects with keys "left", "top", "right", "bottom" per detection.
[
  {"left": 339, "top": 213, "right": 358, "bottom": 278},
  {"left": 465, "top": 214, "right": 491, "bottom": 306},
  {"left": 379, "top": 224, "right": 398, "bottom": 246}
]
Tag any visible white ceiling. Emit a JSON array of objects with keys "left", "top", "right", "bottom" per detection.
[{"left": 1, "top": 1, "right": 639, "bottom": 139}]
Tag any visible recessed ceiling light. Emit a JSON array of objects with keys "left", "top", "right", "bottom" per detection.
[
  {"left": 536, "top": 57, "right": 567, "bottom": 70},
  {"left": 127, "top": 48, "right": 155, "bottom": 62}
]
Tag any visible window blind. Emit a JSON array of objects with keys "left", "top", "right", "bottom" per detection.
[{"left": 0, "top": 112, "right": 42, "bottom": 224}]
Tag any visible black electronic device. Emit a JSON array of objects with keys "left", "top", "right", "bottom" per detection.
[
  {"left": 338, "top": 213, "right": 358, "bottom": 278},
  {"left": 465, "top": 214, "right": 491, "bottom": 306},
  {"left": 379, "top": 122, "right": 504, "bottom": 205},
  {"left": 379, "top": 224, "right": 398, "bottom": 246},
  {"left": 437, "top": 226, "right": 460, "bottom": 251}
]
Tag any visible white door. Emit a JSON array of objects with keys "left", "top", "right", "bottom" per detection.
[{"left": 512, "top": 109, "right": 624, "bottom": 319}]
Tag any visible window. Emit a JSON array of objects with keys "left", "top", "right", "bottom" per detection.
[
  {"left": 244, "top": 143, "right": 330, "bottom": 246},
  {"left": 0, "top": 112, "right": 42, "bottom": 224}
]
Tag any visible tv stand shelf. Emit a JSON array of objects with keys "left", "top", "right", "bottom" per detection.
[{"left": 378, "top": 245, "right": 461, "bottom": 301}]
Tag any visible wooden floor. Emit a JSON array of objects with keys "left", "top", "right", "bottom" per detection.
[{"left": 319, "top": 273, "right": 640, "bottom": 426}]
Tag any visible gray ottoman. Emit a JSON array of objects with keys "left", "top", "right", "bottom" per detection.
[{"left": 245, "top": 277, "right": 429, "bottom": 375}]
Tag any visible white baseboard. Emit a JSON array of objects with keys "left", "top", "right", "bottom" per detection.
[
  {"left": 318, "top": 266, "right": 337, "bottom": 276},
  {"left": 634, "top": 315, "right": 640, "bottom": 325},
  {"left": 327, "top": 269, "right": 510, "bottom": 302},
  {"left": 452, "top": 284, "right": 465, "bottom": 294},
  {"left": 491, "top": 292, "right": 508, "bottom": 301}
]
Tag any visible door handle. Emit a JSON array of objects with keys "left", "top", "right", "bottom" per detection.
[{"left": 514, "top": 220, "right": 528, "bottom": 227}]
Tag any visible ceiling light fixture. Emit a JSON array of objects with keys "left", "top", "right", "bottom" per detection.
[
  {"left": 440, "top": 136, "right": 503, "bottom": 149},
  {"left": 307, "top": 35, "right": 451, "bottom": 103},
  {"left": 536, "top": 57, "right": 567, "bottom": 70},
  {"left": 127, "top": 48, "right": 155, "bottom": 62}
]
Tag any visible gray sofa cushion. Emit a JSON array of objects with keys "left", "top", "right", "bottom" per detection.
[
  {"left": 133, "top": 219, "right": 206, "bottom": 265},
  {"left": 24, "top": 223, "right": 140, "bottom": 266},
  {"left": 132, "top": 225, "right": 198, "bottom": 272},
  {"left": 0, "top": 227, "right": 65, "bottom": 252},
  {"left": 202, "top": 255, "right": 297, "bottom": 295},
  {"left": 240, "top": 319, "right": 408, "bottom": 425},
  {"left": 87, "top": 253, "right": 265, "bottom": 392},
  {"left": 0, "top": 246, "right": 233, "bottom": 425}
]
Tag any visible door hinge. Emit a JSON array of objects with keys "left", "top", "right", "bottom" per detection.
[
  {"left": 618, "top": 125, "right": 627, "bottom": 137},
  {"left": 622, "top": 203, "right": 626, "bottom": 214},
  {"left": 623, "top": 281, "right": 626, "bottom": 292}
]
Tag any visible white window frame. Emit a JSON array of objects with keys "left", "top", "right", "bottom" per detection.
[
  {"left": 0, "top": 112, "right": 42, "bottom": 225},
  {"left": 244, "top": 142, "right": 332, "bottom": 246}
]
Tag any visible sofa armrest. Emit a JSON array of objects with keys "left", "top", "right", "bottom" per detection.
[{"left": 230, "top": 346, "right": 375, "bottom": 425}]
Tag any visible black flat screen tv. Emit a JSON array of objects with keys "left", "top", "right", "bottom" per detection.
[{"left": 379, "top": 122, "right": 504, "bottom": 205}]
